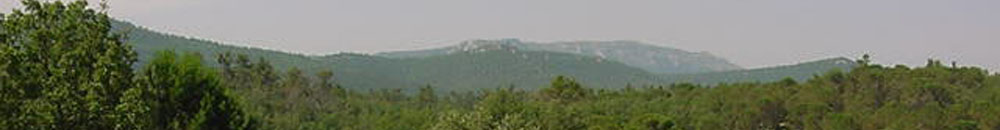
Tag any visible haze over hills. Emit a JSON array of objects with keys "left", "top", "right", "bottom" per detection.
[
  {"left": 378, "top": 39, "right": 742, "bottom": 74},
  {"left": 112, "top": 20, "right": 856, "bottom": 90},
  {"left": 6, "top": 1, "right": 998, "bottom": 129},
  {"left": 111, "top": 20, "right": 331, "bottom": 70},
  {"left": 661, "top": 57, "right": 857, "bottom": 84}
]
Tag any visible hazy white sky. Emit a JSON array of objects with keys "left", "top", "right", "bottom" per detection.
[{"left": 2, "top": 0, "right": 998, "bottom": 71}]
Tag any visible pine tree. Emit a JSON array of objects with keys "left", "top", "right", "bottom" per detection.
[
  {"left": 135, "top": 51, "right": 257, "bottom": 129},
  {"left": 542, "top": 76, "right": 588, "bottom": 102}
]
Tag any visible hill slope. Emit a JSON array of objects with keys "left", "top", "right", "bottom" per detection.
[
  {"left": 660, "top": 57, "right": 858, "bottom": 84},
  {"left": 111, "top": 20, "right": 331, "bottom": 70},
  {"left": 113, "top": 20, "right": 855, "bottom": 90},
  {"left": 328, "top": 48, "right": 660, "bottom": 91},
  {"left": 112, "top": 21, "right": 657, "bottom": 90},
  {"left": 377, "top": 39, "right": 743, "bottom": 74}
]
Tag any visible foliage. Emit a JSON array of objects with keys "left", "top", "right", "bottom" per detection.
[
  {"left": 4, "top": 0, "right": 1000, "bottom": 129},
  {"left": 130, "top": 51, "right": 257, "bottom": 129},
  {"left": 0, "top": 0, "right": 136, "bottom": 129},
  {"left": 541, "top": 76, "right": 589, "bottom": 102},
  {"left": 1, "top": 1, "right": 256, "bottom": 129},
  {"left": 218, "top": 55, "right": 1000, "bottom": 129}
]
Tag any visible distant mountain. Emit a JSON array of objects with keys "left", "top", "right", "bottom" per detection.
[
  {"left": 377, "top": 39, "right": 743, "bottom": 74},
  {"left": 660, "top": 57, "right": 858, "bottom": 84},
  {"left": 113, "top": 20, "right": 855, "bottom": 91},
  {"left": 111, "top": 21, "right": 657, "bottom": 90},
  {"left": 327, "top": 49, "right": 660, "bottom": 91}
]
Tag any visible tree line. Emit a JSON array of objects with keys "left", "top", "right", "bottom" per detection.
[
  {"left": 218, "top": 54, "right": 999, "bottom": 129},
  {"left": 3, "top": 0, "right": 1000, "bottom": 129}
]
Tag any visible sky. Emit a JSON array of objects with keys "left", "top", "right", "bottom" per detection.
[{"left": 2, "top": 0, "right": 998, "bottom": 71}]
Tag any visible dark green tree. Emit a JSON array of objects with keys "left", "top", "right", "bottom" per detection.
[
  {"left": 541, "top": 76, "right": 589, "bottom": 102},
  {"left": 1, "top": 0, "right": 136, "bottom": 129},
  {"left": 133, "top": 51, "right": 257, "bottom": 129},
  {"left": 418, "top": 85, "right": 437, "bottom": 105}
]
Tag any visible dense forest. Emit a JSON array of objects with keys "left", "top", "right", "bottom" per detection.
[
  {"left": 216, "top": 54, "right": 1000, "bottom": 129},
  {"left": 3, "top": 0, "right": 1000, "bottom": 129}
]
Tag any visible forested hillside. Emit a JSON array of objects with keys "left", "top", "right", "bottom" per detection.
[
  {"left": 111, "top": 20, "right": 851, "bottom": 90},
  {"left": 216, "top": 52, "right": 1000, "bottom": 129},
  {"left": 4, "top": 1, "right": 1000, "bottom": 129},
  {"left": 663, "top": 57, "right": 858, "bottom": 84},
  {"left": 377, "top": 39, "right": 742, "bottom": 74},
  {"left": 367, "top": 49, "right": 660, "bottom": 91},
  {"left": 111, "top": 20, "right": 332, "bottom": 70}
]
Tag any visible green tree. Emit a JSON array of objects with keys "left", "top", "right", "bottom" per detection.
[
  {"left": 217, "top": 52, "right": 278, "bottom": 89},
  {"left": 1, "top": 0, "right": 136, "bottom": 129},
  {"left": 418, "top": 85, "right": 437, "bottom": 105},
  {"left": 542, "top": 76, "right": 589, "bottom": 102},
  {"left": 133, "top": 51, "right": 257, "bottom": 129},
  {"left": 626, "top": 114, "right": 675, "bottom": 130},
  {"left": 434, "top": 88, "right": 540, "bottom": 130}
]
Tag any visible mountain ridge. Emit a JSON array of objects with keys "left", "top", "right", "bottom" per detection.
[
  {"left": 112, "top": 20, "right": 856, "bottom": 91},
  {"left": 377, "top": 38, "right": 744, "bottom": 74}
]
